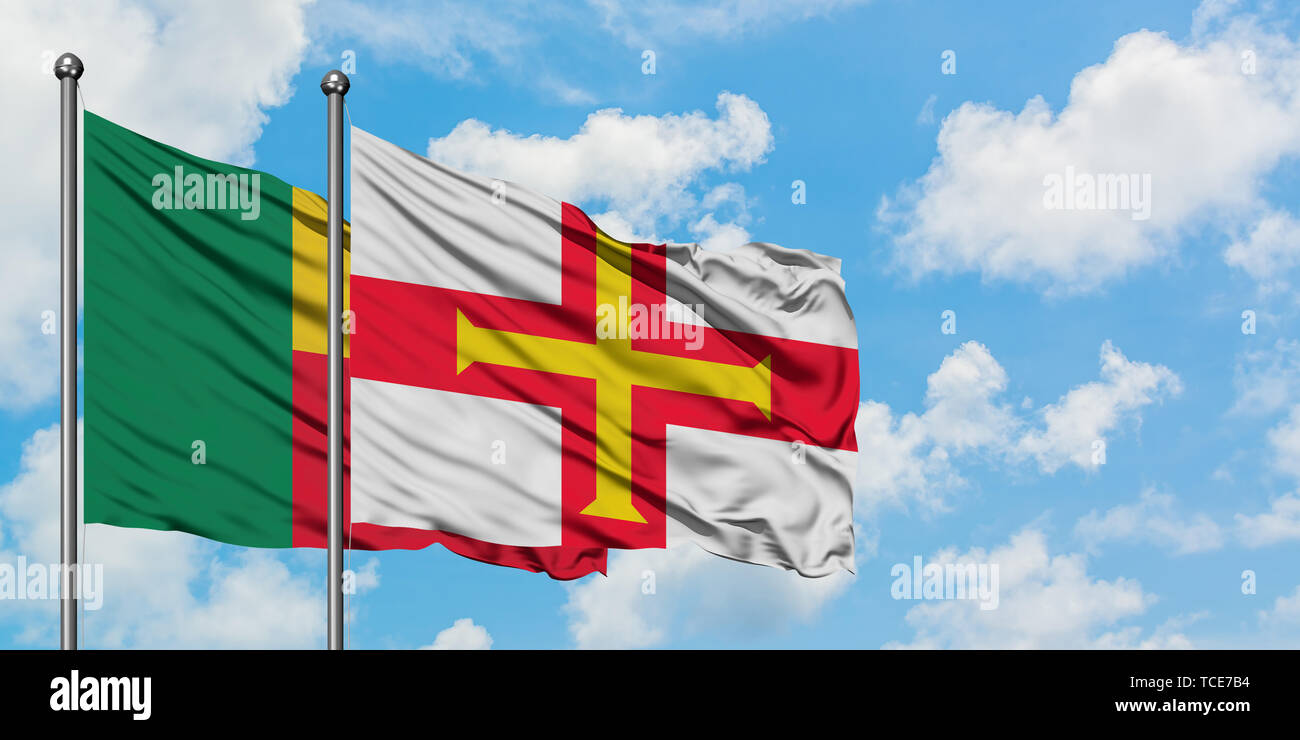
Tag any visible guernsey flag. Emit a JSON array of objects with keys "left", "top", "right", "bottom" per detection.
[
  {"left": 83, "top": 112, "right": 605, "bottom": 578},
  {"left": 347, "top": 128, "right": 859, "bottom": 576}
]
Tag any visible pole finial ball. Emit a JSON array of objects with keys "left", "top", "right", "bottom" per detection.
[
  {"left": 53, "top": 52, "right": 84, "bottom": 80},
  {"left": 320, "top": 70, "right": 350, "bottom": 96}
]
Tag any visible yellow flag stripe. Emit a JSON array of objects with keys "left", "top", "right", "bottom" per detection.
[{"left": 291, "top": 187, "right": 351, "bottom": 356}]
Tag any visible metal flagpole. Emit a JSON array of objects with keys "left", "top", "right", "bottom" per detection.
[
  {"left": 321, "top": 69, "right": 350, "bottom": 651},
  {"left": 54, "top": 52, "right": 83, "bottom": 652}
]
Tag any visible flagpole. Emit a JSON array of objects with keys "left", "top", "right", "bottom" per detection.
[
  {"left": 54, "top": 52, "right": 83, "bottom": 652},
  {"left": 321, "top": 69, "right": 350, "bottom": 651}
]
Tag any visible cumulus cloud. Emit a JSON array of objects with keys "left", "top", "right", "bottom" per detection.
[
  {"left": 1221, "top": 406, "right": 1300, "bottom": 548},
  {"left": 886, "top": 529, "right": 1183, "bottom": 649},
  {"left": 1092, "top": 612, "right": 1202, "bottom": 650},
  {"left": 1075, "top": 488, "right": 1225, "bottom": 555},
  {"left": 856, "top": 341, "right": 1181, "bottom": 514},
  {"left": 427, "top": 92, "right": 773, "bottom": 237},
  {"left": 1231, "top": 339, "right": 1300, "bottom": 416},
  {"left": 853, "top": 341, "right": 1016, "bottom": 514},
  {"left": 688, "top": 182, "right": 755, "bottom": 250},
  {"left": 563, "top": 545, "right": 852, "bottom": 648},
  {"left": 1224, "top": 210, "right": 1300, "bottom": 297},
  {"left": 421, "top": 618, "right": 493, "bottom": 650},
  {"left": 0, "top": 0, "right": 312, "bottom": 410},
  {"left": 1235, "top": 493, "right": 1300, "bottom": 547},
  {"left": 1259, "top": 585, "right": 1300, "bottom": 627},
  {"left": 0, "top": 424, "right": 339, "bottom": 648},
  {"left": 1266, "top": 405, "right": 1300, "bottom": 480},
  {"left": 879, "top": 7, "right": 1300, "bottom": 294},
  {"left": 1015, "top": 341, "right": 1182, "bottom": 473},
  {"left": 1227, "top": 410, "right": 1300, "bottom": 546}
]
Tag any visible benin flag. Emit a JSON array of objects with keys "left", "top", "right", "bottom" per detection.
[{"left": 82, "top": 112, "right": 605, "bottom": 578}]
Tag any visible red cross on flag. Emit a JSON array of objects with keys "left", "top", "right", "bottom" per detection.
[{"left": 343, "top": 127, "right": 859, "bottom": 579}]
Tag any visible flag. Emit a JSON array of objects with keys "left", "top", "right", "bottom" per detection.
[
  {"left": 82, "top": 112, "right": 605, "bottom": 578},
  {"left": 350, "top": 127, "right": 859, "bottom": 576}
]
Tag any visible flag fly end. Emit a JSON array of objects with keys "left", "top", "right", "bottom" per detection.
[
  {"left": 321, "top": 69, "right": 350, "bottom": 97},
  {"left": 53, "top": 53, "right": 84, "bottom": 80}
]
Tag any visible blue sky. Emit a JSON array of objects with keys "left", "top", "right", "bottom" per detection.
[{"left": 3, "top": 0, "right": 1300, "bottom": 648}]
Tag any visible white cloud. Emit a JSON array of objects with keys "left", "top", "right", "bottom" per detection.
[
  {"left": 1259, "top": 585, "right": 1300, "bottom": 627},
  {"left": 1016, "top": 341, "right": 1182, "bottom": 473},
  {"left": 1075, "top": 488, "right": 1224, "bottom": 555},
  {"left": 1092, "top": 612, "right": 1202, "bottom": 650},
  {"left": 856, "top": 341, "right": 1180, "bottom": 514},
  {"left": 854, "top": 342, "right": 1014, "bottom": 515},
  {"left": 916, "top": 93, "right": 938, "bottom": 125},
  {"left": 1231, "top": 339, "right": 1300, "bottom": 416},
  {"left": 1266, "top": 405, "right": 1300, "bottom": 480},
  {"left": 149, "top": 550, "right": 324, "bottom": 649},
  {"left": 421, "top": 618, "right": 493, "bottom": 650},
  {"left": 879, "top": 10, "right": 1300, "bottom": 294},
  {"left": 0, "top": 424, "right": 334, "bottom": 648},
  {"left": 427, "top": 92, "right": 773, "bottom": 237},
  {"left": 349, "top": 557, "right": 381, "bottom": 592},
  {"left": 886, "top": 529, "right": 1181, "bottom": 649},
  {"left": 1228, "top": 413, "right": 1300, "bottom": 547},
  {"left": 588, "top": 0, "right": 869, "bottom": 46},
  {"left": 1224, "top": 210, "right": 1300, "bottom": 297},
  {"left": 539, "top": 75, "right": 599, "bottom": 106},
  {"left": 688, "top": 183, "right": 754, "bottom": 250},
  {"left": 587, "top": 211, "right": 660, "bottom": 245},
  {"left": 690, "top": 213, "right": 753, "bottom": 252},
  {"left": 854, "top": 400, "right": 959, "bottom": 514},
  {"left": 0, "top": 0, "right": 312, "bottom": 410},
  {"left": 1235, "top": 492, "right": 1300, "bottom": 547},
  {"left": 920, "top": 341, "right": 1018, "bottom": 452},
  {"left": 564, "top": 545, "right": 852, "bottom": 648}
]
